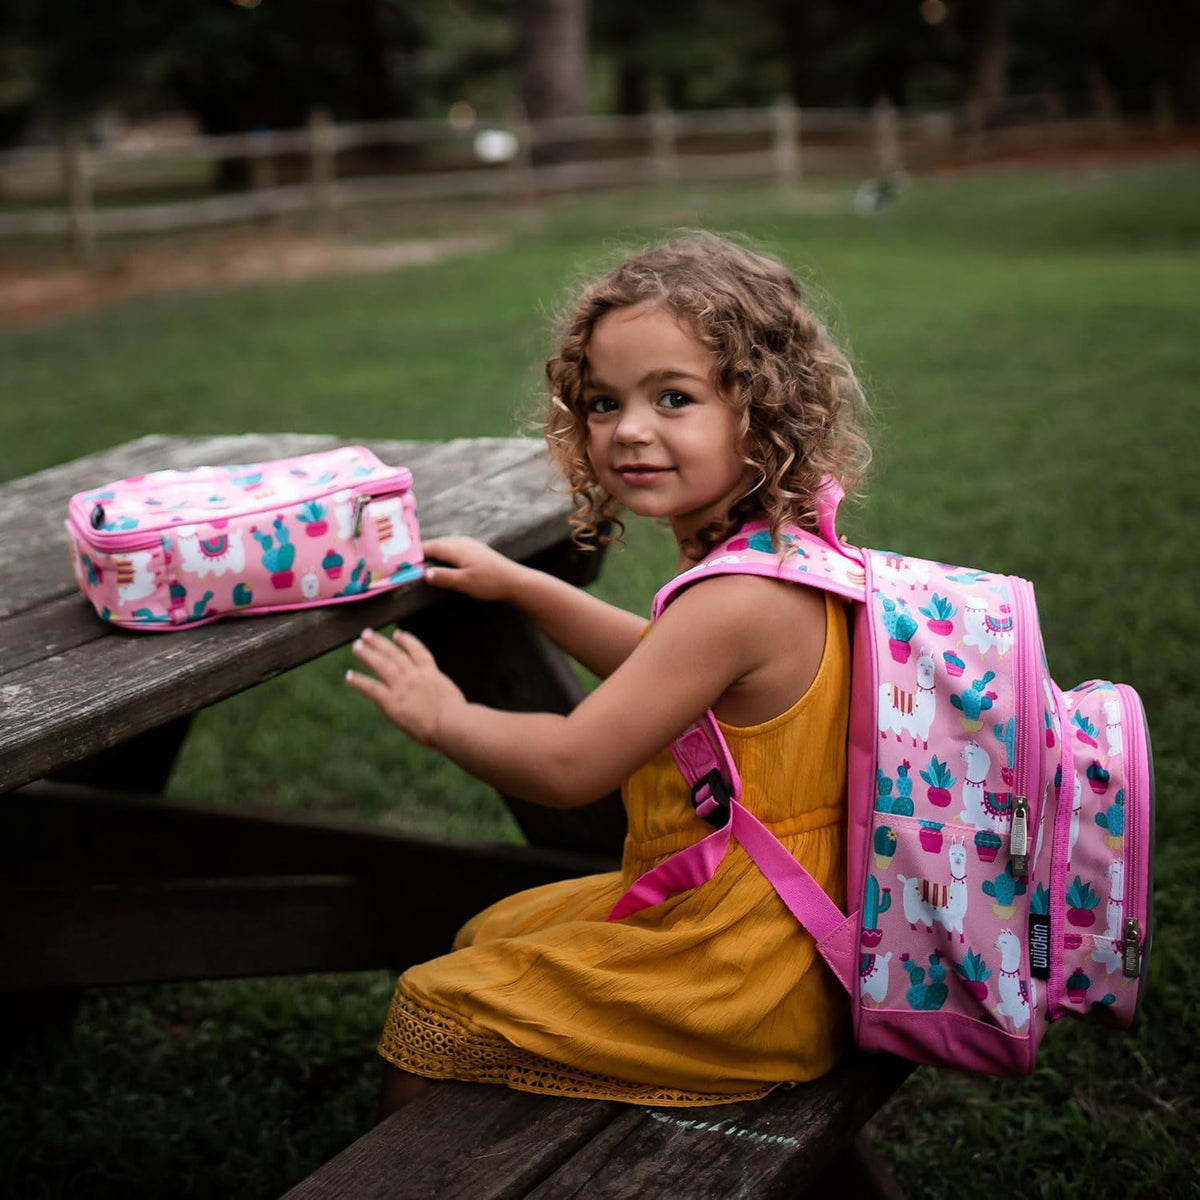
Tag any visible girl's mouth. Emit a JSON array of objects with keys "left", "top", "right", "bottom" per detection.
[{"left": 616, "top": 464, "right": 673, "bottom": 485}]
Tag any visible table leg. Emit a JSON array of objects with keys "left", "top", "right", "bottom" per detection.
[
  {"left": 49, "top": 715, "right": 193, "bottom": 795},
  {"left": 405, "top": 595, "right": 627, "bottom": 859}
]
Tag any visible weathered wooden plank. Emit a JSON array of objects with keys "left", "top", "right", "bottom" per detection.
[
  {"left": 0, "top": 434, "right": 544, "bottom": 619},
  {"left": 278, "top": 1052, "right": 914, "bottom": 1200},
  {"left": 1, "top": 874, "right": 390, "bottom": 989},
  {"left": 1, "top": 783, "right": 616, "bottom": 989},
  {"left": 280, "top": 1084, "right": 626, "bottom": 1200},
  {"left": 522, "top": 1051, "right": 915, "bottom": 1199},
  {"left": 0, "top": 442, "right": 574, "bottom": 793},
  {"left": 4, "top": 781, "right": 615, "bottom": 884},
  {"left": 0, "top": 591, "right": 110, "bottom": 674}
]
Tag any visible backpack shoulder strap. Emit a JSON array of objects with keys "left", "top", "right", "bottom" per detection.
[
  {"left": 651, "top": 481, "right": 868, "bottom": 621},
  {"left": 608, "top": 482, "right": 864, "bottom": 991}
]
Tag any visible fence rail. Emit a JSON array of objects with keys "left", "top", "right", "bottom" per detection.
[{"left": 0, "top": 91, "right": 1177, "bottom": 257}]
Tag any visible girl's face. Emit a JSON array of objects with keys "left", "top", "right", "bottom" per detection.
[{"left": 582, "top": 301, "right": 749, "bottom": 545}]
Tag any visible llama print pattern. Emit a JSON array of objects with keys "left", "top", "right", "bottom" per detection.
[
  {"left": 66, "top": 446, "right": 423, "bottom": 629},
  {"left": 646, "top": 519, "right": 1148, "bottom": 1054}
]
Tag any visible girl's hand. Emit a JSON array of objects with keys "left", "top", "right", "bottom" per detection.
[
  {"left": 345, "top": 627, "right": 465, "bottom": 747},
  {"left": 421, "top": 536, "right": 524, "bottom": 602}
]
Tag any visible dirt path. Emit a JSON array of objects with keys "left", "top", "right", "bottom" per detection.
[{"left": 0, "top": 229, "right": 503, "bottom": 326}]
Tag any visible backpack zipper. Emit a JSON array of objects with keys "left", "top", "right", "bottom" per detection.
[
  {"left": 1116, "top": 683, "right": 1147, "bottom": 983},
  {"left": 1045, "top": 683, "right": 1076, "bottom": 1023},
  {"left": 1009, "top": 576, "right": 1042, "bottom": 879}
]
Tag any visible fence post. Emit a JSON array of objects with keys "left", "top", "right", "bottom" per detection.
[
  {"left": 1153, "top": 85, "right": 1176, "bottom": 139},
  {"left": 60, "top": 124, "right": 95, "bottom": 263},
  {"left": 872, "top": 97, "right": 902, "bottom": 177},
  {"left": 1088, "top": 64, "right": 1123, "bottom": 145},
  {"left": 307, "top": 106, "right": 337, "bottom": 225},
  {"left": 249, "top": 128, "right": 276, "bottom": 194},
  {"left": 1041, "top": 89, "right": 1065, "bottom": 149},
  {"left": 508, "top": 107, "right": 537, "bottom": 208},
  {"left": 773, "top": 96, "right": 800, "bottom": 187},
  {"left": 650, "top": 105, "right": 678, "bottom": 183}
]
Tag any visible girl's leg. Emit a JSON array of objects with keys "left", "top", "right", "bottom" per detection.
[{"left": 376, "top": 1062, "right": 431, "bottom": 1122}]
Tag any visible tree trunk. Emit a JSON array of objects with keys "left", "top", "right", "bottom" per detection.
[
  {"left": 775, "top": 0, "right": 820, "bottom": 106},
  {"left": 1163, "top": 0, "right": 1200, "bottom": 121},
  {"left": 963, "top": 0, "right": 1011, "bottom": 129},
  {"left": 517, "top": 0, "right": 588, "bottom": 120}
]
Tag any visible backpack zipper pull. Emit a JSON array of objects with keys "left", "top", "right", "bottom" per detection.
[
  {"left": 1123, "top": 918, "right": 1141, "bottom": 978},
  {"left": 1010, "top": 795, "right": 1030, "bottom": 878}
]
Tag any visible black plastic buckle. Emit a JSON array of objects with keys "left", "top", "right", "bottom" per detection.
[{"left": 691, "top": 768, "right": 732, "bottom": 829}]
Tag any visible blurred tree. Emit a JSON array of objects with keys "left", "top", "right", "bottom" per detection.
[
  {"left": 962, "top": 0, "right": 1011, "bottom": 124},
  {"left": 166, "top": 0, "right": 424, "bottom": 136},
  {"left": 591, "top": 0, "right": 786, "bottom": 113},
  {"left": 5, "top": 0, "right": 177, "bottom": 129},
  {"left": 1, "top": 0, "right": 1191, "bottom": 154},
  {"left": 516, "top": 0, "right": 588, "bottom": 119}
]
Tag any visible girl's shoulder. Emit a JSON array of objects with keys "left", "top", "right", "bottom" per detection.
[{"left": 656, "top": 571, "right": 828, "bottom": 727}]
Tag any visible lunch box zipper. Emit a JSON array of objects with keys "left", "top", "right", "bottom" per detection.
[{"left": 71, "top": 469, "right": 412, "bottom": 553}]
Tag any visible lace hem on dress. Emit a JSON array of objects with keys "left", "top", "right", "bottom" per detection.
[{"left": 377, "top": 982, "right": 777, "bottom": 1108}]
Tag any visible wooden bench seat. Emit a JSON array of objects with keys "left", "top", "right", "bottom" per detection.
[{"left": 280, "top": 1050, "right": 912, "bottom": 1199}]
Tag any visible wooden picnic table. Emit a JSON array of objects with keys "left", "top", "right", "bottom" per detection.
[
  {"left": 0, "top": 432, "right": 626, "bottom": 991},
  {"left": 0, "top": 431, "right": 912, "bottom": 1197}
]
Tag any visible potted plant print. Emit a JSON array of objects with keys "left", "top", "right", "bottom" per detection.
[
  {"left": 251, "top": 518, "right": 296, "bottom": 589},
  {"left": 296, "top": 500, "right": 329, "bottom": 537},
  {"left": 919, "top": 593, "right": 956, "bottom": 636},
  {"left": 953, "top": 949, "right": 992, "bottom": 1002},
  {"left": 1095, "top": 789, "right": 1126, "bottom": 851},
  {"left": 919, "top": 820, "right": 944, "bottom": 854},
  {"left": 873, "top": 825, "right": 897, "bottom": 869},
  {"left": 974, "top": 829, "right": 1003, "bottom": 863},
  {"left": 942, "top": 650, "right": 966, "bottom": 678},
  {"left": 982, "top": 862, "right": 1027, "bottom": 920},
  {"left": 1066, "top": 876, "right": 1101, "bottom": 927},
  {"left": 951, "top": 672, "right": 998, "bottom": 733},
  {"left": 920, "top": 756, "right": 955, "bottom": 807},
  {"left": 861, "top": 875, "right": 891, "bottom": 948},
  {"left": 1066, "top": 969, "right": 1091, "bottom": 1004},
  {"left": 879, "top": 595, "right": 918, "bottom": 664}
]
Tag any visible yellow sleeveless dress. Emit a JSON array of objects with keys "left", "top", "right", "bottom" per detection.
[{"left": 377, "top": 591, "right": 850, "bottom": 1105}]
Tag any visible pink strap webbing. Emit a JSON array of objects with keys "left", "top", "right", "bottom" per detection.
[
  {"left": 607, "top": 712, "right": 846, "bottom": 947},
  {"left": 607, "top": 796, "right": 846, "bottom": 945}
]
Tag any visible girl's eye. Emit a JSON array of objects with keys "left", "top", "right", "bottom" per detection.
[
  {"left": 586, "top": 395, "right": 617, "bottom": 415},
  {"left": 658, "top": 390, "right": 691, "bottom": 409}
]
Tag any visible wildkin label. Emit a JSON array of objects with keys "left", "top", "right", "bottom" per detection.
[{"left": 1029, "top": 911, "right": 1051, "bottom": 980}]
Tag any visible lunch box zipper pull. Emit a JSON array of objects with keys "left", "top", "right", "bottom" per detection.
[
  {"left": 351, "top": 495, "right": 371, "bottom": 539},
  {"left": 1010, "top": 795, "right": 1030, "bottom": 878}
]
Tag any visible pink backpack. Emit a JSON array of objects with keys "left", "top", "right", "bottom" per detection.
[
  {"left": 65, "top": 446, "right": 422, "bottom": 630},
  {"left": 610, "top": 485, "right": 1153, "bottom": 1076}
]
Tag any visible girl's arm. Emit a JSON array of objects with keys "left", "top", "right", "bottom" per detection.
[
  {"left": 347, "top": 572, "right": 815, "bottom": 808},
  {"left": 422, "top": 536, "right": 646, "bottom": 678}
]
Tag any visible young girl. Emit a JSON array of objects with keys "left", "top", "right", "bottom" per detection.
[{"left": 346, "top": 232, "right": 871, "bottom": 1116}]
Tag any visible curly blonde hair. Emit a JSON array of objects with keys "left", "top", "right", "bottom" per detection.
[{"left": 544, "top": 232, "right": 872, "bottom": 558}]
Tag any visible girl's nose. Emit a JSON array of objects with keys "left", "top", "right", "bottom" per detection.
[{"left": 614, "top": 406, "right": 651, "bottom": 445}]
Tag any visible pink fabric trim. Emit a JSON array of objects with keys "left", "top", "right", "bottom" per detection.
[
  {"left": 607, "top": 822, "right": 733, "bottom": 921},
  {"left": 607, "top": 797, "right": 847, "bottom": 963}
]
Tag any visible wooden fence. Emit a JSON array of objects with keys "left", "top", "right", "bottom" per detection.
[{"left": 0, "top": 91, "right": 1177, "bottom": 259}]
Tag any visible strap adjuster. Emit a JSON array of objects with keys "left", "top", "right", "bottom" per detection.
[{"left": 692, "top": 768, "right": 732, "bottom": 828}]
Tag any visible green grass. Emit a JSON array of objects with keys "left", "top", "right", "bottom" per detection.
[{"left": 2, "top": 158, "right": 1198, "bottom": 1198}]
